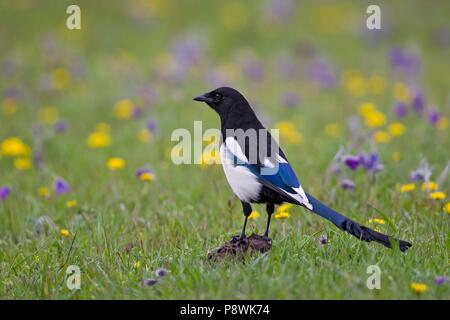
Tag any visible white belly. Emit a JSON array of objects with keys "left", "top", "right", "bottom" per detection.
[{"left": 219, "top": 143, "right": 261, "bottom": 202}]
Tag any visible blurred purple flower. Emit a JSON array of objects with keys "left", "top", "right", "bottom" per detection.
[
  {"left": 54, "top": 120, "right": 68, "bottom": 134},
  {"left": 410, "top": 160, "right": 432, "bottom": 182},
  {"left": 340, "top": 179, "right": 355, "bottom": 191},
  {"left": 135, "top": 168, "right": 154, "bottom": 179},
  {"left": 343, "top": 155, "right": 361, "bottom": 171},
  {"left": 412, "top": 91, "right": 425, "bottom": 114},
  {"left": 237, "top": 53, "right": 265, "bottom": 82},
  {"left": 146, "top": 119, "right": 157, "bottom": 135},
  {"left": 138, "top": 85, "right": 159, "bottom": 107},
  {"left": 360, "top": 152, "right": 382, "bottom": 172},
  {"left": 0, "top": 186, "right": 11, "bottom": 201},
  {"left": 143, "top": 278, "right": 158, "bottom": 286},
  {"left": 319, "top": 234, "right": 328, "bottom": 245},
  {"left": 4, "top": 87, "right": 20, "bottom": 100},
  {"left": 264, "top": 0, "right": 294, "bottom": 23},
  {"left": 132, "top": 107, "right": 143, "bottom": 119},
  {"left": 307, "top": 59, "right": 336, "bottom": 88},
  {"left": 393, "top": 102, "right": 408, "bottom": 118},
  {"left": 2, "top": 57, "right": 18, "bottom": 78},
  {"left": 281, "top": 92, "right": 301, "bottom": 108},
  {"left": 434, "top": 276, "right": 449, "bottom": 285},
  {"left": 428, "top": 108, "right": 441, "bottom": 126},
  {"left": 155, "top": 268, "right": 168, "bottom": 277},
  {"left": 389, "top": 48, "right": 420, "bottom": 75},
  {"left": 171, "top": 35, "right": 205, "bottom": 67},
  {"left": 54, "top": 178, "right": 71, "bottom": 195}
]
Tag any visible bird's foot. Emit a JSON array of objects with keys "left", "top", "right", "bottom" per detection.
[{"left": 231, "top": 234, "right": 248, "bottom": 246}]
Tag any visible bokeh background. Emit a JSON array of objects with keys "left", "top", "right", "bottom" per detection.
[{"left": 0, "top": 0, "right": 449, "bottom": 299}]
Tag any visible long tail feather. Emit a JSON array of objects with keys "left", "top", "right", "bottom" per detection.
[{"left": 304, "top": 193, "right": 412, "bottom": 252}]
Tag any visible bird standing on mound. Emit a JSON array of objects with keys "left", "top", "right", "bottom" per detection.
[{"left": 193, "top": 87, "right": 411, "bottom": 252}]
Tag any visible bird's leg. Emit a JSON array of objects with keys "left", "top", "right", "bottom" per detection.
[
  {"left": 239, "top": 201, "right": 252, "bottom": 240},
  {"left": 264, "top": 203, "right": 275, "bottom": 238}
]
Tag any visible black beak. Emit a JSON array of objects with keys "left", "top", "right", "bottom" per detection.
[{"left": 193, "top": 94, "right": 211, "bottom": 103}]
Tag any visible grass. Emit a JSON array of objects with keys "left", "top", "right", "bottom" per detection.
[{"left": 0, "top": 0, "right": 449, "bottom": 299}]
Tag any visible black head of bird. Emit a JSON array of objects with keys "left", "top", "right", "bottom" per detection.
[{"left": 193, "top": 87, "right": 251, "bottom": 118}]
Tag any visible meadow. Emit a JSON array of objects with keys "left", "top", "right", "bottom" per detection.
[{"left": 0, "top": 1, "right": 449, "bottom": 299}]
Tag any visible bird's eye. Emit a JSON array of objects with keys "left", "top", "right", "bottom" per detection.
[{"left": 214, "top": 93, "right": 223, "bottom": 101}]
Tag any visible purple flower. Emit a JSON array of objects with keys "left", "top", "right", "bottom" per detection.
[
  {"left": 132, "top": 107, "right": 143, "bottom": 119},
  {"left": 412, "top": 91, "right": 425, "bottom": 114},
  {"left": 343, "top": 155, "right": 361, "bottom": 171},
  {"left": 281, "top": 92, "right": 301, "bottom": 108},
  {"left": 0, "top": 186, "right": 11, "bottom": 201},
  {"left": 428, "top": 108, "right": 441, "bottom": 126},
  {"left": 410, "top": 160, "right": 432, "bottom": 182},
  {"left": 146, "top": 119, "right": 157, "bottom": 135},
  {"left": 155, "top": 268, "right": 168, "bottom": 277},
  {"left": 340, "top": 179, "right": 355, "bottom": 191},
  {"left": 307, "top": 59, "right": 336, "bottom": 88},
  {"left": 393, "top": 102, "right": 408, "bottom": 118},
  {"left": 135, "top": 168, "right": 154, "bottom": 179},
  {"left": 54, "top": 178, "right": 71, "bottom": 195},
  {"left": 319, "top": 234, "right": 328, "bottom": 245},
  {"left": 434, "top": 276, "right": 449, "bottom": 285},
  {"left": 241, "top": 57, "right": 264, "bottom": 82},
  {"left": 264, "top": 0, "right": 294, "bottom": 23},
  {"left": 143, "top": 278, "right": 158, "bottom": 286},
  {"left": 389, "top": 48, "right": 420, "bottom": 75},
  {"left": 54, "top": 120, "right": 68, "bottom": 134}
]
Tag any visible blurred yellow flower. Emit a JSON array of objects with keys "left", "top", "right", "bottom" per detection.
[
  {"left": 140, "top": 172, "right": 155, "bottom": 182},
  {"left": 430, "top": 192, "right": 446, "bottom": 200},
  {"left": 344, "top": 72, "right": 366, "bottom": 97},
  {"left": 421, "top": 181, "right": 439, "bottom": 192},
  {"left": 373, "top": 130, "right": 390, "bottom": 144},
  {"left": 400, "top": 183, "right": 416, "bottom": 193},
  {"left": 60, "top": 228, "right": 70, "bottom": 237},
  {"left": 107, "top": 157, "right": 125, "bottom": 170},
  {"left": 52, "top": 68, "right": 71, "bottom": 90},
  {"left": 0, "top": 137, "right": 30, "bottom": 157},
  {"left": 410, "top": 282, "right": 428, "bottom": 294},
  {"left": 437, "top": 117, "right": 448, "bottom": 130},
  {"left": 364, "top": 110, "right": 386, "bottom": 128},
  {"left": 368, "top": 218, "right": 385, "bottom": 225},
  {"left": 138, "top": 128, "right": 153, "bottom": 143},
  {"left": 221, "top": 2, "right": 248, "bottom": 31},
  {"left": 369, "top": 75, "right": 386, "bottom": 95},
  {"left": 114, "top": 99, "right": 134, "bottom": 119},
  {"left": 199, "top": 149, "right": 221, "bottom": 167},
  {"left": 133, "top": 261, "right": 141, "bottom": 269},
  {"left": 66, "top": 200, "right": 78, "bottom": 208},
  {"left": 444, "top": 202, "right": 450, "bottom": 214},
  {"left": 248, "top": 210, "right": 260, "bottom": 220},
  {"left": 14, "top": 157, "right": 32, "bottom": 170},
  {"left": 393, "top": 82, "right": 410, "bottom": 103},
  {"left": 38, "top": 187, "right": 50, "bottom": 198},
  {"left": 274, "top": 211, "right": 290, "bottom": 219},
  {"left": 275, "top": 121, "right": 303, "bottom": 144},
  {"left": 388, "top": 122, "right": 406, "bottom": 137},
  {"left": 277, "top": 203, "right": 293, "bottom": 213},
  {"left": 87, "top": 131, "right": 111, "bottom": 148},
  {"left": 39, "top": 106, "right": 59, "bottom": 125},
  {"left": 358, "top": 102, "right": 376, "bottom": 115},
  {"left": 2, "top": 98, "right": 18, "bottom": 116},
  {"left": 325, "top": 123, "right": 342, "bottom": 137}
]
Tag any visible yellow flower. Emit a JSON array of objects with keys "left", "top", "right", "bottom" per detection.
[
  {"left": 38, "top": 187, "right": 50, "bottom": 198},
  {"left": 248, "top": 210, "right": 260, "bottom": 220},
  {"left": 437, "top": 117, "right": 448, "bottom": 130},
  {"left": 393, "top": 82, "right": 410, "bottom": 103},
  {"left": 373, "top": 130, "right": 390, "bottom": 144},
  {"left": 410, "top": 282, "right": 428, "bottom": 294},
  {"left": 52, "top": 68, "right": 71, "bottom": 90},
  {"left": 277, "top": 203, "right": 293, "bottom": 213},
  {"left": 369, "top": 75, "right": 386, "bottom": 95},
  {"left": 39, "top": 106, "right": 59, "bottom": 125},
  {"left": 60, "top": 228, "right": 70, "bottom": 237},
  {"left": 66, "top": 200, "right": 78, "bottom": 208},
  {"left": 275, "top": 121, "right": 303, "bottom": 144},
  {"left": 344, "top": 72, "right": 366, "bottom": 97},
  {"left": 368, "top": 218, "right": 385, "bottom": 225},
  {"left": 199, "top": 150, "right": 221, "bottom": 167},
  {"left": 430, "top": 192, "right": 446, "bottom": 200},
  {"left": 325, "top": 123, "right": 342, "bottom": 137},
  {"left": 133, "top": 261, "right": 141, "bottom": 269},
  {"left": 14, "top": 157, "right": 32, "bottom": 170},
  {"left": 87, "top": 131, "right": 111, "bottom": 148},
  {"left": 0, "top": 137, "right": 30, "bottom": 157},
  {"left": 444, "top": 202, "right": 450, "bottom": 214},
  {"left": 274, "top": 211, "right": 290, "bottom": 219},
  {"left": 400, "top": 183, "right": 416, "bottom": 193},
  {"left": 114, "top": 99, "right": 134, "bottom": 119},
  {"left": 388, "top": 122, "right": 406, "bottom": 137},
  {"left": 358, "top": 102, "right": 376, "bottom": 116},
  {"left": 138, "top": 128, "right": 152, "bottom": 143},
  {"left": 363, "top": 110, "right": 386, "bottom": 128},
  {"left": 107, "top": 157, "right": 125, "bottom": 170},
  {"left": 140, "top": 172, "right": 155, "bottom": 182},
  {"left": 421, "top": 181, "right": 439, "bottom": 192},
  {"left": 221, "top": 2, "right": 248, "bottom": 31}
]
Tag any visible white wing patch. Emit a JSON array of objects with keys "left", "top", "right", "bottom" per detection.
[{"left": 220, "top": 142, "right": 261, "bottom": 203}]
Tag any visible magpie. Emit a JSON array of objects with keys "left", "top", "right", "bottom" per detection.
[{"left": 193, "top": 87, "right": 412, "bottom": 252}]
